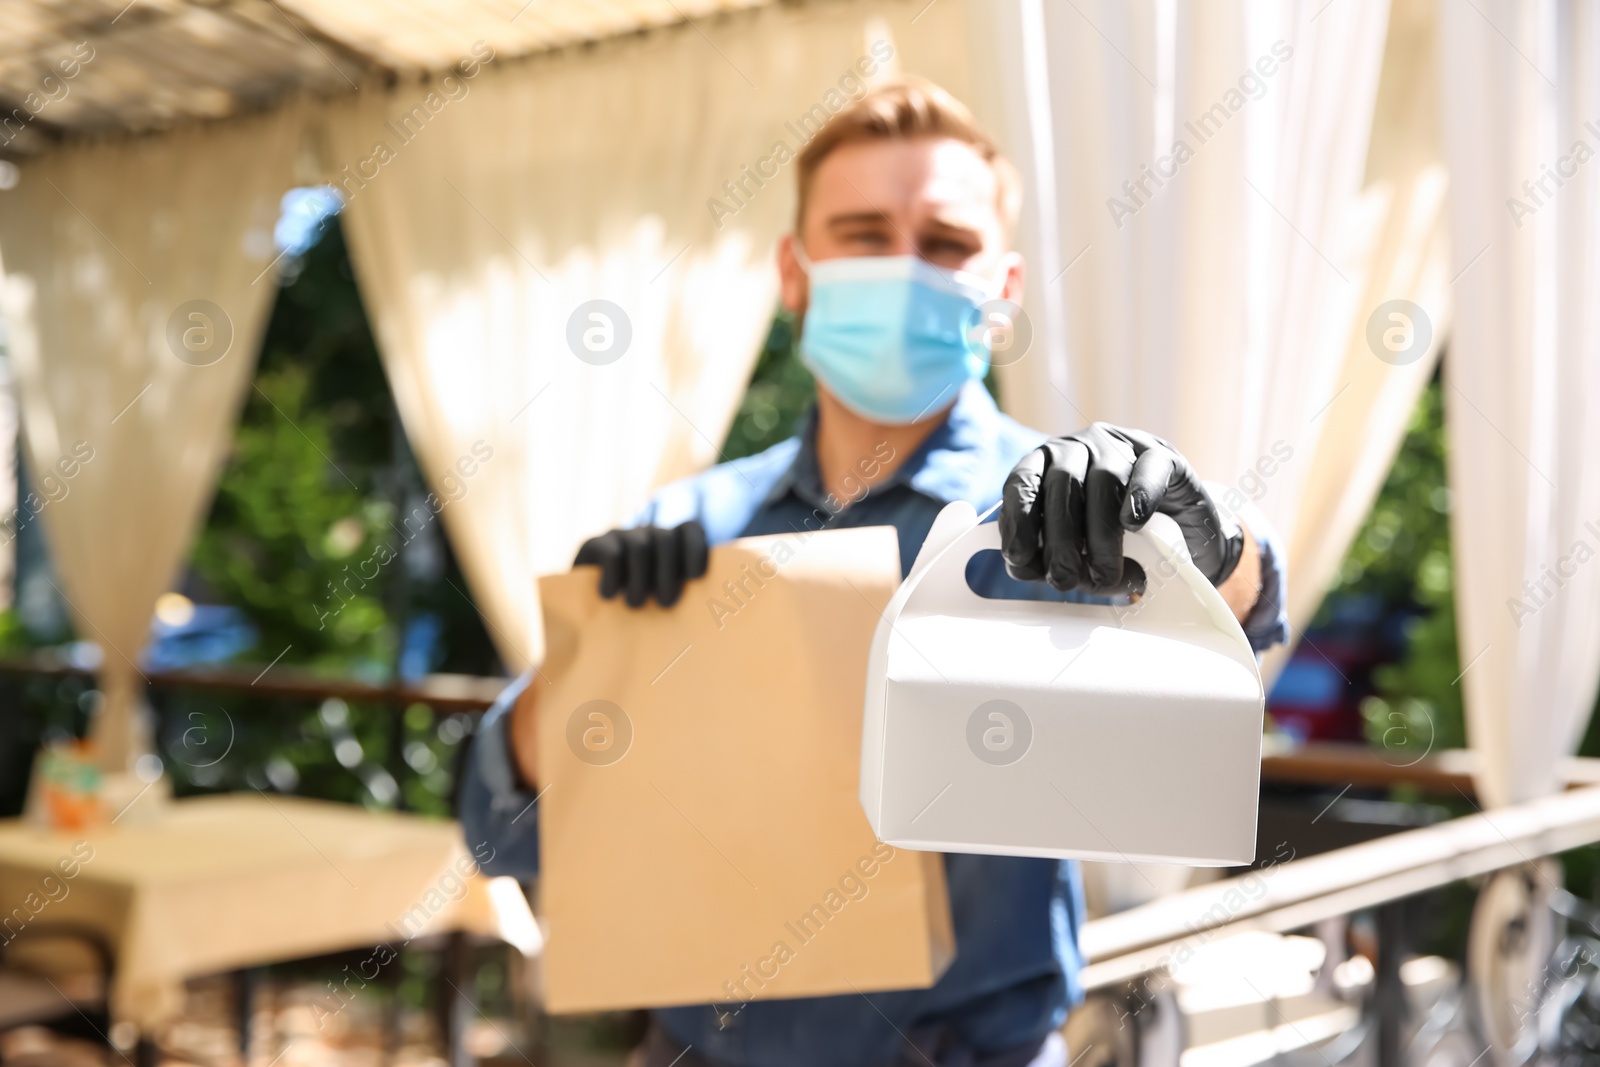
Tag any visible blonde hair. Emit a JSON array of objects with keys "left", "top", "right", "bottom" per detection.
[{"left": 794, "top": 76, "right": 1021, "bottom": 235}]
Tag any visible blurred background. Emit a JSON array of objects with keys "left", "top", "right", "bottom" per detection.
[{"left": 0, "top": 0, "right": 1597, "bottom": 1065}]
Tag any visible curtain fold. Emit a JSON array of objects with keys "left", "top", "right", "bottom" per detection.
[
  {"left": 322, "top": 0, "right": 975, "bottom": 670},
  {"left": 1438, "top": 0, "right": 1600, "bottom": 808},
  {"left": 1267, "top": 0, "right": 1450, "bottom": 671},
  {"left": 0, "top": 106, "right": 304, "bottom": 770},
  {"left": 965, "top": 0, "right": 1448, "bottom": 685}
]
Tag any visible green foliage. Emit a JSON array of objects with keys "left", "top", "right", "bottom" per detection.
[
  {"left": 0, "top": 608, "right": 34, "bottom": 656},
  {"left": 1360, "top": 592, "right": 1467, "bottom": 759},
  {"left": 191, "top": 364, "right": 393, "bottom": 671},
  {"left": 157, "top": 219, "right": 490, "bottom": 812},
  {"left": 721, "top": 310, "right": 814, "bottom": 461},
  {"left": 1320, "top": 380, "right": 1454, "bottom": 616},
  {"left": 1306, "top": 377, "right": 1466, "bottom": 762},
  {"left": 191, "top": 219, "right": 498, "bottom": 679},
  {"left": 1338, "top": 375, "right": 1599, "bottom": 770}
]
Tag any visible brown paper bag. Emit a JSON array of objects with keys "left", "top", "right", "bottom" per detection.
[{"left": 526, "top": 525, "right": 955, "bottom": 1013}]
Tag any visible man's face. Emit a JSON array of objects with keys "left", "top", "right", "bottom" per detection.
[{"left": 779, "top": 136, "right": 1024, "bottom": 314}]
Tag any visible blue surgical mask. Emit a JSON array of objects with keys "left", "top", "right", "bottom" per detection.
[{"left": 796, "top": 252, "right": 999, "bottom": 425}]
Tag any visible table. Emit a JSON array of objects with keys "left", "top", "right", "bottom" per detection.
[{"left": 0, "top": 793, "right": 539, "bottom": 1031}]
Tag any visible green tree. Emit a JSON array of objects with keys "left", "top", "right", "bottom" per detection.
[
  {"left": 167, "top": 219, "right": 492, "bottom": 812},
  {"left": 192, "top": 219, "right": 497, "bottom": 680},
  {"left": 191, "top": 363, "right": 393, "bottom": 671},
  {"left": 721, "top": 309, "right": 814, "bottom": 461},
  {"left": 1312, "top": 378, "right": 1467, "bottom": 759}
]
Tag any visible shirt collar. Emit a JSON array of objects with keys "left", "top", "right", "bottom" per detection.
[{"left": 763, "top": 380, "right": 1008, "bottom": 511}]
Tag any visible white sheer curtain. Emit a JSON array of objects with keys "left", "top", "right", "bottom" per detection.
[
  {"left": 322, "top": 0, "right": 975, "bottom": 670},
  {"left": 1272, "top": 0, "right": 1450, "bottom": 660},
  {"left": 1439, "top": 0, "right": 1600, "bottom": 808},
  {"left": 0, "top": 106, "right": 303, "bottom": 770},
  {"left": 963, "top": 0, "right": 1446, "bottom": 674}
]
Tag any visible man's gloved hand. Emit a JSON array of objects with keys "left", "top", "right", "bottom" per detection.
[
  {"left": 999, "top": 423, "right": 1243, "bottom": 596},
  {"left": 572, "top": 520, "right": 709, "bottom": 608}
]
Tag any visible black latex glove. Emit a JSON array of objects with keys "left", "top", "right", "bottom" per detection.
[
  {"left": 998, "top": 423, "right": 1243, "bottom": 596},
  {"left": 572, "top": 520, "right": 709, "bottom": 608}
]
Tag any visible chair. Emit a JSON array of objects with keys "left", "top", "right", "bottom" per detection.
[{"left": 0, "top": 922, "right": 117, "bottom": 1053}]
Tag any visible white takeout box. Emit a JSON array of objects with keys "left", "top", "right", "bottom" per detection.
[{"left": 860, "top": 501, "right": 1265, "bottom": 866}]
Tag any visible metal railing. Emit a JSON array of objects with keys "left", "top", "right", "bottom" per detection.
[
  {"left": 0, "top": 654, "right": 508, "bottom": 713},
  {"left": 10, "top": 656, "right": 1600, "bottom": 1065}
]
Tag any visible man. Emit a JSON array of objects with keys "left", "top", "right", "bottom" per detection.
[{"left": 461, "top": 77, "right": 1287, "bottom": 1067}]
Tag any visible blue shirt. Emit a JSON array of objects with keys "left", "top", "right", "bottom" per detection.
[{"left": 459, "top": 381, "right": 1288, "bottom": 1067}]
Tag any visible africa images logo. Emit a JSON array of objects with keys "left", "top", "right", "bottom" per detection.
[{"left": 967, "top": 699, "right": 1032, "bottom": 766}]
